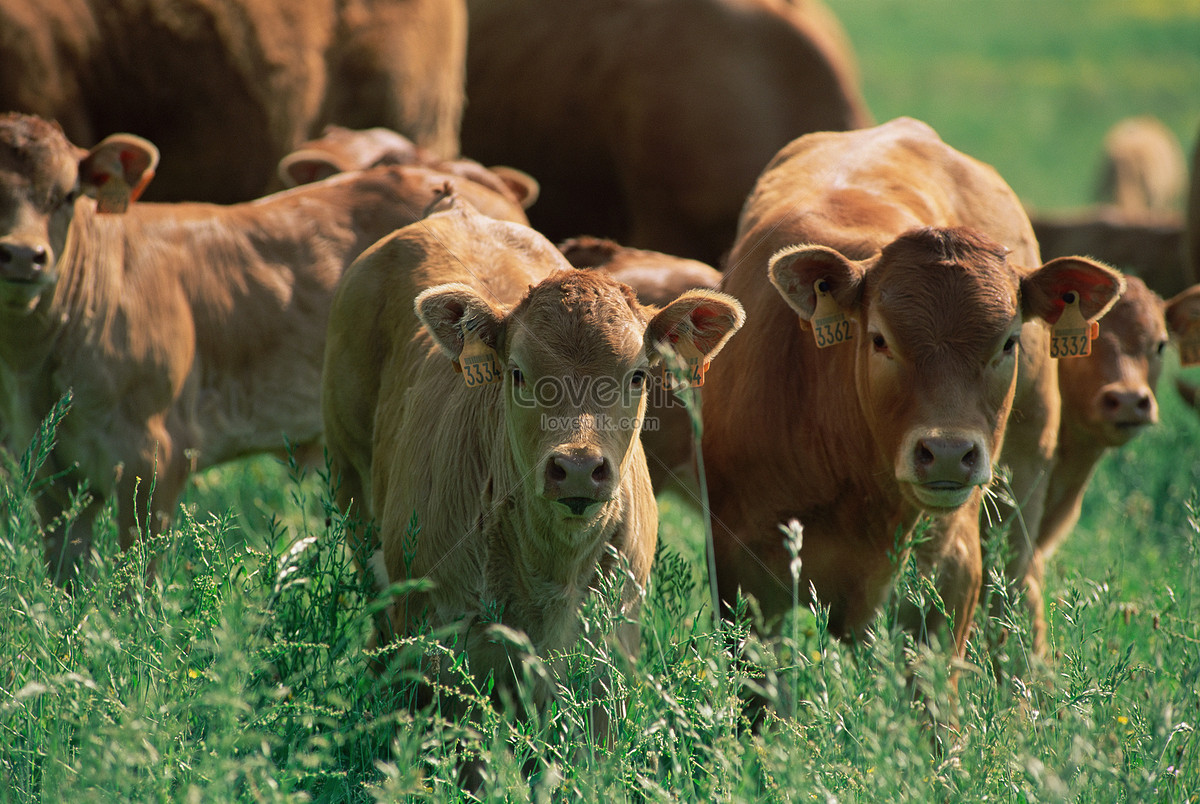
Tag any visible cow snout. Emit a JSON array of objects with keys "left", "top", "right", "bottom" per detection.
[
  {"left": 544, "top": 450, "right": 613, "bottom": 516},
  {"left": 1095, "top": 384, "right": 1157, "bottom": 442},
  {"left": 0, "top": 240, "right": 49, "bottom": 283},
  {"left": 905, "top": 434, "right": 990, "bottom": 509}
]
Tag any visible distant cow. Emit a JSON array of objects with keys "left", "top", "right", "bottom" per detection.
[
  {"left": 559, "top": 236, "right": 723, "bottom": 492},
  {"left": 0, "top": 113, "right": 529, "bottom": 584},
  {"left": 1188, "top": 122, "right": 1200, "bottom": 299},
  {"left": 1013, "top": 276, "right": 1187, "bottom": 653},
  {"left": 702, "top": 118, "right": 1123, "bottom": 656},
  {"left": 0, "top": 0, "right": 466, "bottom": 203},
  {"left": 461, "top": 0, "right": 872, "bottom": 265},
  {"left": 1096, "top": 116, "right": 1187, "bottom": 216},
  {"left": 321, "top": 196, "right": 744, "bottom": 727}
]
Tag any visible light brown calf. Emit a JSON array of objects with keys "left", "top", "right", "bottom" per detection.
[
  {"left": 0, "top": 112, "right": 529, "bottom": 584},
  {"left": 321, "top": 196, "right": 743, "bottom": 723},
  {"left": 461, "top": 0, "right": 871, "bottom": 265},
  {"left": 702, "top": 118, "right": 1123, "bottom": 657},
  {"left": 0, "top": 0, "right": 466, "bottom": 203}
]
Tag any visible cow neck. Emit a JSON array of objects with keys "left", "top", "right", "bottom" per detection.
[
  {"left": 1040, "top": 410, "right": 1109, "bottom": 547},
  {"left": 45, "top": 206, "right": 124, "bottom": 353}
]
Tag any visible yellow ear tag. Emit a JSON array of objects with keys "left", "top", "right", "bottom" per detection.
[
  {"left": 457, "top": 330, "right": 502, "bottom": 388},
  {"left": 661, "top": 336, "right": 710, "bottom": 390},
  {"left": 1050, "top": 291, "right": 1098, "bottom": 359},
  {"left": 1178, "top": 319, "right": 1200, "bottom": 367},
  {"left": 811, "top": 279, "right": 852, "bottom": 348},
  {"left": 96, "top": 174, "right": 132, "bottom": 214}
]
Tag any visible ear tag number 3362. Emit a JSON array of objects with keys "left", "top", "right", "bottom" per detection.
[
  {"left": 811, "top": 279, "right": 852, "bottom": 348},
  {"left": 1050, "top": 291, "right": 1098, "bottom": 359}
]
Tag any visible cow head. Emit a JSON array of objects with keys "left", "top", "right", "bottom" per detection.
[
  {"left": 770, "top": 226, "right": 1124, "bottom": 511},
  {"left": 1058, "top": 276, "right": 1167, "bottom": 446},
  {"left": 0, "top": 113, "right": 157, "bottom": 312},
  {"left": 417, "top": 271, "right": 743, "bottom": 520}
]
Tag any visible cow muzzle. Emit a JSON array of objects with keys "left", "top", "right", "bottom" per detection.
[
  {"left": 901, "top": 432, "right": 991, "bottom": 510},
  {"left": 542, "top": 449, "right": 614, "bottom": 517},
  {"left": 1094, "top": 383, "right": 1157, "bottom": 445},
  {"left": 0, "top": 239, "right": 50, "bottom": 284}
]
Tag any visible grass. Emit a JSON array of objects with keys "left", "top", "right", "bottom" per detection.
[{"left": 4, "top": 2, "right": 1200, "bottom": 801}]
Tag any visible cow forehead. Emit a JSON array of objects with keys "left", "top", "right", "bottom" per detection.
[
  {"left": 1099, "top": 277, "right": 1166, "bottom": 350},
  {"left": 508, "top": 271, "right": 647, "bottom": 370},
  {"left": 0, "top": 115, "right": 80, "bottom": 208},
  {"left": 869, "top": 237, "right": 1020, "bottom": 363}
]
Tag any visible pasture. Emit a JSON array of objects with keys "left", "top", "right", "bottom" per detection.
[{"left": 3, "top": 0, "right": 1200, "bottom": 801}]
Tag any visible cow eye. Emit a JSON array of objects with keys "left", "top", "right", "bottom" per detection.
[
  {"left": 510, "top": 367, "right": 525, "bottom": 387},
  {"left": 871, "top": 333, "right": 889, "bottom": 354},
  {"left": 1156, "top": 339, "right": 1167, "bottom": 356},
  {"left": 1003, "top": 335, "right": 1020, "bottom": 356},
  {"left": 630, "top": 369, "right": 648, "bottom": 391}
]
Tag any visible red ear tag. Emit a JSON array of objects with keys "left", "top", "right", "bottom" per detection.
[
  {"left": 96, "top": 174, "right": 132, "bottom": 214},
  {"left": 811, "top": 279, "right": 852, "bottom": 348},
  {"left": 1049, "top": 291, "right": 1095, "bottom": 359},
  {"left": 459, "top": 331, "right": 502, "bottom": 388}
]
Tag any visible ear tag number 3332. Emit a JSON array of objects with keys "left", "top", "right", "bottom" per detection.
[
  {"left": 811, "top": 279, "right": 852, "bottom": 348},
  {"left": 1050, "top": 291, "right": 1098, "bottom": 359}
]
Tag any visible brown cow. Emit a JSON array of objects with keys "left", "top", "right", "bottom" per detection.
[
  {"left": 0, "top": 0, "right": 466, "bottom": 203},
  {"left": 1012, "top": 276, "right": 1185, "bottom": 654},
  {"left": 0, "top": 112, "right": 530, "bottom": 585},
  {"left": 559, "top": 236, "right": 723, "bottom": 492},
  {"left": 461, "top": 0, "right": 872, "bottom": 266},
  {"left": 702, "top": 118, "right": 1124, "bottom": 657},
  {"left": 1096, "top": 116, "right": 1187, "bottom": 216},
  {"left": 320, "top": 195, "right": 744, "bottom": 732}
]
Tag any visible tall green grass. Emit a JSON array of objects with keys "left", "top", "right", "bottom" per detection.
[{"left": 4, "top": 2, "right": 1200, "bottom": 801}]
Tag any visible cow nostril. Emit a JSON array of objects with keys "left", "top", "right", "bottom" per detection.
[
  {"left": 1102, "top": 392, "right": 1121, "bottom": 412},
  {"left": 915, "top": 442, "right": 934, "bottom": 467},
  {"left": 961, "top": 445, "right": 978, "bottom": 470},
  {"left": 1136, "top": 394, "right": 1151, "bottom": 412},
  {"left": 31, "top": 246, "right": 47, "bottom": 266},
  {"left": 546, "top": 460, "right": 567, "bottom": 483},
  {"left": 592, "top": 460, "right": 611, "bottom": 483}
]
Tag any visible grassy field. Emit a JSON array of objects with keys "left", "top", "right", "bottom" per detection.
[{"left": 4, "top": 2, "right": 1200, "bottom": 802}]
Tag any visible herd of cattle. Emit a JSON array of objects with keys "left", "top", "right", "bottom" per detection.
[{"left": 2, "top": 0, "right": 1198, "bottom": 762}]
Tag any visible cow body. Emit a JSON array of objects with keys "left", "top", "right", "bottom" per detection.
[
  {"left": 0, "top": 0, "right": 466, "bottom": 203},
  {"left": 321, "top": 197, "right": 743, "bottom": 720},
  {"left": 0, "top": 113, "right": 529, "bottom": 583},
  {"left": 702, "top": 118, "right": 1123, "bottom": 651},
  {"left": 461, "top": 0, "right": 871, "bottom": 265},
  {"left": 1096, "top": 116, "right": 1186, "bottom": 216}
]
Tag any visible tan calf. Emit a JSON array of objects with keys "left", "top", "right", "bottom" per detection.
[
  {"left": 0, "top": 112, "right": 529, "bottom": 584},
  {"left": 322, "top": 196, "right": 743, "bottom": 723},
  {"left": 702, "top": 118, "right": 1123, "bottom": 657}
]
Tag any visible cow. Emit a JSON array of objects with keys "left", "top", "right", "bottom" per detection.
[
  {"left": 1009, "top": 275, "right": 1191, "bottom": 655},
  {"left": 559, "top": 236, "right": 723, "bottom": 492},
  {"left": 319, "top": 194, "right": 744, "bottom": 742},
  {"left": 0, "top": 0, "right": 466, "bottom": 204},
  {"left": 1096, "top": 116, "right": 1187, "bottom": 216},
  {"left": 701, "top": 118, "right": 1124, "bottom": 659},
  {"left": 461, "top": 0, "right": 872, "bottom": 266},
  {"left": 1188, "top": 122, "right": 1200, "bottom": 306},
  {"left": 0, "top": 112, "right": 531, "bottom": 585}
]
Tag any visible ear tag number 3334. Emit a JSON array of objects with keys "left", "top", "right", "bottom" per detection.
[
  {"left": 1050, "top": 291, "right": 1098, "bottom": 359},
  {"left": 811, "top": 279, "right": 852, "bottom": 348},
  {"left": 456, "top": 329, "right": 502, "bottom": 388}
]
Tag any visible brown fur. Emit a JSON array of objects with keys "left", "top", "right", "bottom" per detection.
[
  {"left": 702, "top": 118, "right": 1124, "bottom": 658},
  {"left": 461, "top": 0, "right": 872, "bottom": 265},
  {"left": 1096, "top": 116, "right": 1186, "bottom": 215},
  {"left": 1188, "top": 122, "right": 1200, "bottom": 301},
  {"left": 0, "top": 112, "right": 530, "bottom": 584},
  {"left": 321, "top": 196, "right": 743, "bottom": 725},
  {"left": 0, "top": 0, "right": 466, "bottom": 203}
]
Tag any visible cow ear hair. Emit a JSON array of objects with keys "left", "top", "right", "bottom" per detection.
[
  {"left": 78, "top": 133, "right": 160, "bottom": 211},
  {"left": 768, "top": 244, "right": 867, "bottom": 321},
  {"left": 278, "top": 149, "right": 344, "bottom": 188},
  {"left": 645, "top": 289, "right": 745, "bottom": 361},
  {"left": 1164, "top": 283, "right": 1200, "bottom": 339},
  {"left": 1021, "top": 256, "right": 1125, "bottom": 324},
  {"left": 415, "top": 283, "right": 506, "bottom": 361},
  {"left": 485, "top": 166, "right": 540, "bottom": 209}
]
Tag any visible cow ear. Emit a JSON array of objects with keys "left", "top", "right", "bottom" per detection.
[
  {"left": 488, "top": 166, "right": 540, "bottom": 209},
  {"left": 645, "top": 289, "right": 745, "bottom": 361},
  {"left": 278, "top": 149, "right": 344, "bottom": 188},
  {"left": 768, "top": 244, "right": 867, "bottom": 321},
  {"left": 415, "top": 282, "right": 506, "bottom": 361},
  {"left": 1164, "top": 283, "right": 1200, "bottom": 338},
  {"left": 78, "top": 133, "right": 160, "bottom": 213},
  {"left": 1021, "top": 256, "right": 1125, "bottom": 324}
]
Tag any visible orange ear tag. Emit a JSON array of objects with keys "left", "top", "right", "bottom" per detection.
[
  {"left": 811, "top": 279, "right": 852, "bottom": 348},
  {"left": 457, "top": 330, "right": 502, "bottom": 388},
  {"left": 661, "top": 336, "right": 710, "bottom": 390},
  {"left": 96, "top": 174, "right": 132, "bottom": 214},
  {"left": 1178, "top": 319, "right": 1200, "bottom": 367},
  {"left": 1049, "top": 291, "right": 1098, "bottom": 359}
]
